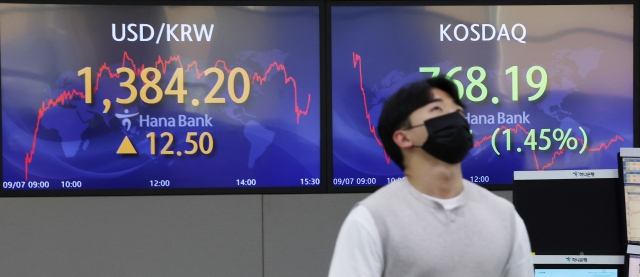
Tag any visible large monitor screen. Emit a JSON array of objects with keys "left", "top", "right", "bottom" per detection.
[
  {"left": 534, "top": 269, "right": 617, "bottom": 277},
  {"left": 1, "top": 4, "right": 321, "bottom": 193},
  {"left": 331, "top": 5, "right": 634, "bottom": 188}
]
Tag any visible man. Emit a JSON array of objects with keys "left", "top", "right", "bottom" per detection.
[{"left": 328, "top": 76, "right": 533, "bottom": 277}]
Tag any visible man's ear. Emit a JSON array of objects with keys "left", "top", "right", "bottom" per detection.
[{"left": 392, "top": 129, "right": 414, "bottom": 149}]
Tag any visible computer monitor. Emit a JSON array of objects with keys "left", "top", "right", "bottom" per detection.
[
  {"left": 534, "top": 256, "right": 624, "bottom": 276},
  {"left": 624, "top": 181, "right": 640, "bottom": 244},
  {"left": 513, "top": 169, "right": 625, "bottom": 255},
  {"left": 626, "top": 255, "right": 640, "bottom": 277},
  {"left": 534, "top": 269, "right": 617, "bottom": 277},
  {"left": 621, "top": 149, "right": 640, "bottom": 244},
  {"left": 0, "top": 3, "right": 323, "bottom": 196},
  {"left": 329, "top": 4, "right": 635, "bottom": 192}
]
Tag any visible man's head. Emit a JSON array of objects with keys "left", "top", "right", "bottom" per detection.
[{"left": 377, "top": 76, "right": 470, "bottom": 171}]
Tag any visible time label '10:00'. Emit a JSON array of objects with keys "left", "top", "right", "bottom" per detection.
[{"left": 2, "top": 181, "right": 82, "bottom": 189}]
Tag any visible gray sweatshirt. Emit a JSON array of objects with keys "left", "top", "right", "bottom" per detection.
[{"left": 359, "top": 178, "right": 530, "bottom": 277}]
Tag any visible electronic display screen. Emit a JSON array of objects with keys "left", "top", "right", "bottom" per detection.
[
  {"left": 628, "top": 255, "right": 640, "bottom": 277},
  {"left": 1, "top": 4, "right": 321, "bottom": 193},
  {"left": 331, "top": 5, "right": 634, "bottom": 187},
  {"left": 623, "top": 158, "right": 640, "bottom": 244},
  {"left": 513, "top": 170, "right": 625, "bottom": 255}
]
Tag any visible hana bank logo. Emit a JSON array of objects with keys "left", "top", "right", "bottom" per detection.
[
  {"left": 566, "top": 256, "right": 588, "bottom": 263},
  {"left": 573, "top": 171, "right": 596, "bottom": 178}
]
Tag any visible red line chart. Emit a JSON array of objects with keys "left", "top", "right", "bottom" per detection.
[
  {"left": 352, "top": 52, "right": 391, "bottom": 164},
  {"left": 352, "top": 52, "right": 623, "bottom": 171},
  {"left": 25, "top": 90, "right": 85, "bottom": 180},
  {"left": 473, "top": 124, "right": 623, "bottom": 171},
  {"left": 24, "top": 52, "right": 311, "bottom": 180}
]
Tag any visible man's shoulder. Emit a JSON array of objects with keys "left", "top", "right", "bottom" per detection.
[
  {"left": 464, "top": 179, "right": 516, "bottom": 211},
  {"left": 359, "top": 178, "right": 409, "bottom": 208}
]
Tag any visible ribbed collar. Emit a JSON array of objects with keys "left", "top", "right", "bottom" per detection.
[{"left": 400, "top": 177, "right": 471, "bottom": 211}]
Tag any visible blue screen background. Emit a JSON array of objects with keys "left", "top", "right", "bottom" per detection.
[
  {"left": 332, "top": 6, "right": 634, "bottom": 186},
  {"left": 1, "top": 5, "right": 321, "bottom": 190}
]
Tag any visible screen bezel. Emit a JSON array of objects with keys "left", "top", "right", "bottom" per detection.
[
  {"left": 534, "top": 265, "right": 621, "bottom": 276},
  {"left": 326, "top": 0, "right": 639, "bottom": 193},
  {"left": 0, "top": 1, "right": 328, "bottom": 196}
]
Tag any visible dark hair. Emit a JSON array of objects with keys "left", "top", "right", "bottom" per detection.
[{"left": 377, "top": 76, "right": 465, "bottom": 171}]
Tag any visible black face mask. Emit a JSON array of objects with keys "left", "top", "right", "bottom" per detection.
[{"left": 411, "top": 112, "right": 473, "bottom": 164}]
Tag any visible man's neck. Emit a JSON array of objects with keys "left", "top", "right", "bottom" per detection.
[{"left": 404, "top": 156, "right": 464, "bottom": 199}]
